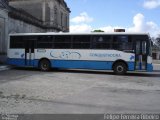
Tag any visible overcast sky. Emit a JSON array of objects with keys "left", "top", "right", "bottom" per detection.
[{"left": 65, "top": 0, "right": 160, "bottom": 37}]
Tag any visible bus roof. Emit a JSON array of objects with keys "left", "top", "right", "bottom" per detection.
[{"left": 9, "top": 32, "right": 150, "bottom": 36}]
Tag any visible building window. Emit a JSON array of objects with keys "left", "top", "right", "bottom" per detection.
[
  {"left": 54, "top": 7, "right": 58, "bottom": 25},
  {"left": 65, "top": 15, "right": 68, "bottom": 28},
  {"left": 152, "top": 53, "right": 157, "bottom": 59},
  {"left": 61, "top": 12, "right": 63, "bottom": 26}
]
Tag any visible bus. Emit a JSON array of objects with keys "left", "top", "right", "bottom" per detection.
[{"left": 7, "top": 32, "right": 153, "bottom": 75}]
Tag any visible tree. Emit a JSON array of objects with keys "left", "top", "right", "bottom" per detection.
[
  {"left": 92, "top": 30, "right": 104, "bottom": 32},
  {"left": 153, "top": 36, "right": 160, "bottom": 49},
  {"left": 156, "top": 37, "right": 160, "bottom": 47}
]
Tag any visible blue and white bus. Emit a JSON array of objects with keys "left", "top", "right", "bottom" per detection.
[{"left": 7, "top": 32, "right": 153, "bottom": 74}]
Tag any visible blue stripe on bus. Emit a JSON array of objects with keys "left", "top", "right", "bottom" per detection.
[
  {"left": 7, "top": 58, "right": 26, "bottom": 66},
  {"left": 52, "top": 60, "right": 113, "bottom": 70},
  {"left": 7, "top": 58, "right": 135, "bottom": 71},
  {"left": 51, "top": 60, "right": 135, "bottom": 71},
  {"left": 7, "top": 58, "right": 37, "bottom": 67},
  {"left": 147, "top": 64, "right": 153, "bottom": 72}
]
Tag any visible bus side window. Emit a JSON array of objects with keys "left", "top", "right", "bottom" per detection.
[
  {"left": 37, "top": 36, "right": 53, "bottom": 49},
  {"left": 10, "top": 36, "right": 24, "bottom": 49},
  {"left": 92, "top": 35, "right": 111, "bottom": 49},
  {"left": 72, "top": 35, "right": 90, "bottom": 49},
  {"left": 54, "top": 35, "right": 72, "bottom": 49},
  {"left": 112, "top": 35, "right": 133, "bottom": 51}
]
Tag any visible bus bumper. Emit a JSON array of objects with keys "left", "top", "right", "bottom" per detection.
[{"left": 147, "top": 63, "right": 153, "bottom": 72}]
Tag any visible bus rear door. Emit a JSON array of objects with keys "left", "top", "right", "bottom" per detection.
[{"left": 25, "top": 40, "right": 35, "bottom": 66}]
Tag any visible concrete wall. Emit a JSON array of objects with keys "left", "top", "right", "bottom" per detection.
[
  {"left": 156, "top": 52, "right": 160, "bottom": 60},
  {"left": 9, "top": 0, "right": 70, "bottom": 31},
  {"left": 9, "top": 0, "right": 43, "bottom": 20},
  {"left": 8, "top": 17, "right": 45, "bottom": 33},
  {"left": 0, "top": 9, "right": 8, "bottom": 54},
  {"left": 153, "top": 51, "right": 160, "bottom": 60},
  {"left": 153, "top": 60, "right": 160, "bottom": 64}
]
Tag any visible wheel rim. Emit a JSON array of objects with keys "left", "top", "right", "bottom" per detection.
[
  {"left": 116, "top": 65, "right": 124, "bottom": 73},
  {"left": 41, "top": 62, "right": 48, "bottom": 70}
]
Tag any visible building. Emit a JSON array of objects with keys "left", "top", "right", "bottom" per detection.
[
  {"left": 152, "top": 36, "right": 160, "bottom": 60},
  {"left": 9, "top": 0, "right": 70, "bottom": 32},
  {"left": 152, "top": 45, "right": 160, "bottom": 60},
  {"left": 0, "top": 0, "right": 70, "bottom": 62}
]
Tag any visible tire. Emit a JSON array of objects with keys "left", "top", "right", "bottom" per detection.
[
  {"left": 113, "top": 62, "right": 127, "bottom": 75},
  {"left": 39, "top": 59, "right": 51, "bottom": 71}
]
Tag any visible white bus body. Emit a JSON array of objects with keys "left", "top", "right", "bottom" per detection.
[{"left": 7, "top": 32, "right": 153, "bottom": 74}]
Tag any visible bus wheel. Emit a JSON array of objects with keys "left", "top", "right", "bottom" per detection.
[
  {"left": 113, "top": 62, "right": 127, "bottom": 75},
  {"left": 39, "top": 59, "right": 51, "bottom": 71}
]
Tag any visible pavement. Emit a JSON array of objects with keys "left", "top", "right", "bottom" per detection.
[
  {"left": 0, "top": 60, "right": 160, "bottom": 115},
  {"left": 0, "top": 66, "right": 160, "bottom": 114},
  {"left": 0, "top": 64, "right": 11, "bottom": 71}
]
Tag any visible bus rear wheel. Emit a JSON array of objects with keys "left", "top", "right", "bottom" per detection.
[
  {"left": 39, "top": 59, "right": 51, "bottom": 71},
  {"left": 113, "top": 62, "right": 127, "bottom": 75}
]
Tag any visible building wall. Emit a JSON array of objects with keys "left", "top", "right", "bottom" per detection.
[
  {"left": 9, "top": 0, "right": 70, "bottom": 32},
  {"left": 47, "top": 0, "right": 70, "bottom": 32},
  {"left": 152, "top": 48, "right": 160, "bottom": 60},
  {"left": 8, "top": 17, "right": 45, "bottom": 33},
  {"left": 153, "top": 52, "right": 160, "bottom": 60},
  {"left": 0, "top": 9, "right": 8, "bottom": 54},
  {"left": 9, "top": 0, "right": 43, "bottom": 20}
]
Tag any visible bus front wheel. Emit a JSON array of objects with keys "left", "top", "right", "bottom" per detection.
[
  {"left": 113, "top": 62, "right": 127, "bottom": 75},
  {"left": 39, "top": 59, "right": 51, "bottom": 71}
]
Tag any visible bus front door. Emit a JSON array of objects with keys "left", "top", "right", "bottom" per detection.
[
  {"left": 25, "top": 40, "right": 35, "bottom": 66},
  {"left": 135, "top": 40, "right": 147, "bottom": 70}
]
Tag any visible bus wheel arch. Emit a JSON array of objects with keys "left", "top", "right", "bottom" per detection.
[
  {"left": 112, "top": 60, "right": 128, "bottom": 75},
  {"left": 38, "top": 58, "right": 51, "bottom": 71}
]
